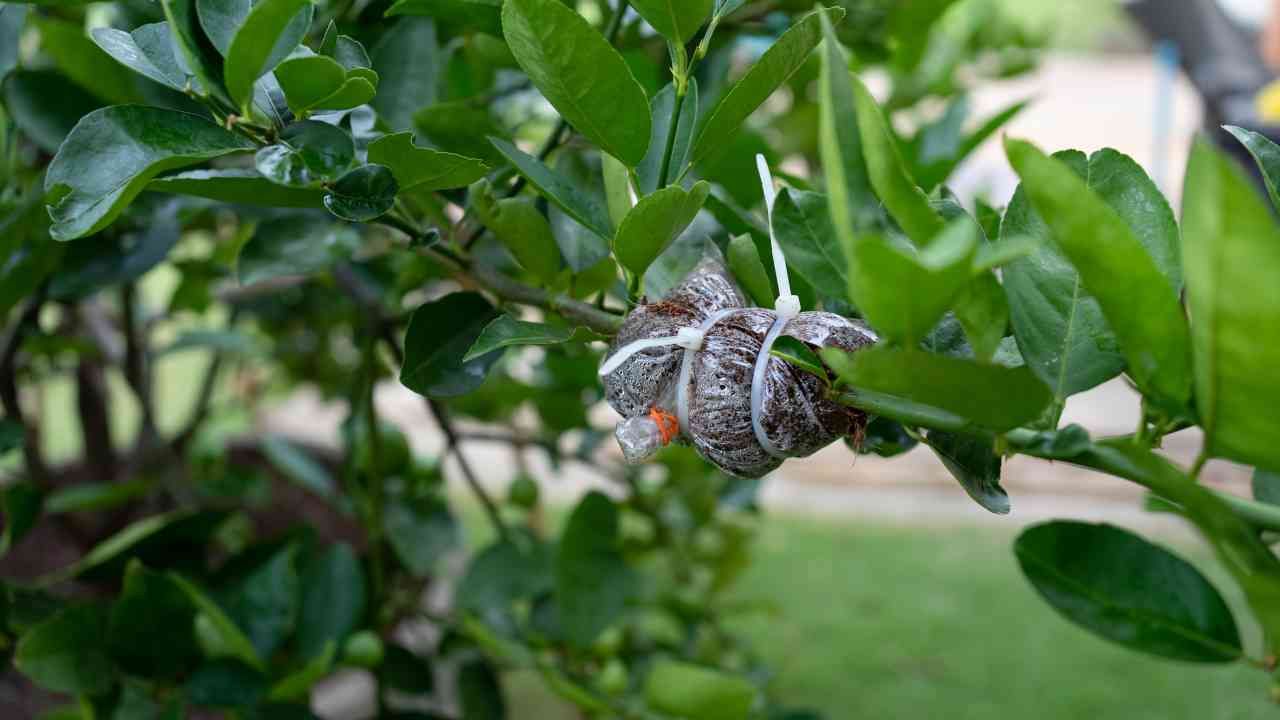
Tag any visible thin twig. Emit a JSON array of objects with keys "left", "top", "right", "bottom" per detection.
[
  {"left": 120, "top": 283, "right": 157, "bottom": 438},
  {"left": 0, "top": 289, "right": 50, "bottom": 485},
  {"left": 173, "top": 309, "right": 241, "bottom": 450},
  {"left": 427, "top": 399, "right": 509, "bottom": 541}
]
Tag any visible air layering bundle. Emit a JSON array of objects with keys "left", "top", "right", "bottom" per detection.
[{"left": 599, "top": 157, "right": 877, "bottom": 478}]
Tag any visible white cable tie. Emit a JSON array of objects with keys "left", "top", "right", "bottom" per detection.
[
  {"left": 676, "top": 309, "right": 739, "bottom": 435},
  {"left": 755, "top": 154, "right": 793, "bottom": 301},
  {"left": 598, "top": 334, "right": 686, "bottom": 377}
]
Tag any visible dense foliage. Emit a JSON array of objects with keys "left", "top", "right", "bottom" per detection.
[{"left": 4, "top": 0, "right": 1280, "bottom": 717}]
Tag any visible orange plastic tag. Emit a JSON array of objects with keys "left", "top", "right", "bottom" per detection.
[{"left": 649, "top": 407, "right": 680, "bottom": 445}]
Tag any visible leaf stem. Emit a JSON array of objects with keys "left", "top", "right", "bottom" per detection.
[{"left": 657, "top": 68, "right": 687, "bottom": 188}]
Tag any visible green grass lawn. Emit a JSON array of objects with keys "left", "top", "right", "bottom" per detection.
[{"left": 507, "top": 512, "right": 1274, "bottom": 719}]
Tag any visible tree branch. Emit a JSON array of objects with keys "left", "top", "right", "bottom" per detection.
[{"left": 426, "top": 399, "right": 509, "bottom": 542}]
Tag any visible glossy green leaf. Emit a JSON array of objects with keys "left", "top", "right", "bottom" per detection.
[
  {"left": 603, "top": 151, "right": 633, "bottom": 227},
  {"left": 847, "top": 220, "right": 977, "bottom": 346},
  {"left": 385, "top": 0, "right": 502, "bottom": 36},
  {"left": 33, "top": 16, "right": 142, "bottom": 105},
  {"left": 384, "top": 496, "right": 458, "bottom": 577},
  {"left": 913, "top": 98, "right": 1029, "bottom": 192},
  {"left": 44, "top": 510, "right": 225, "bottom": 583},
  {"left": 1015, "top": 520, "right": 1240, "bottom": 662},
  {"left": 631, "top": 0, "right": 711, "bottom": 42},
  {"left": 368, "top": 132, "right": 488, "bottom": 191},
  {"left": 615, "top": 180, "right": 710, "bottom": 279},
  {"left": 15, "top": 606, "right": 114, "bottom": 695},
  {"left": 644, "top": 660, "right": 756, "bottom": 720},
  {"left": 1005, "top": 138, "right": 1191, "bottom": 412},
  {"left": 772, "top": 189, "right": 846, "bottom": 299},
  {"left": 637, "top": 80, "right": 699, "bottom": 193},
  {"left": 371, "top": 17, "right": 438, "bottom": 131},
  {"left": 222, "top": 544, "right": 300, "bottom": 659},
  {"left": 401, "top": 292, "right": 502, "bottom": 397},
  {"left": 107, "top": 560, "right": 200, "bottom": 678},
  {"left": 953, "top": 273, "right": 1008, "bottom": 362},
  {"left": 45, "top": 106, "right": 253, "bottom": 240},
  {"left": 557, "top": 491, "right": 634, "bottom": 647},
  {"left": 926, "top": 430, "right": 1008, "bottom": 514},
  {"left": 44, "top": 480, "right": 151, "bottom": 514},
  {"left": 817, "top": 10, "right": 873, "bottom": 246},
  {"left": 1226, "top": 124, "right": 1280, "bottom": 210},
  {"left": 198, "top": 0, "right": 310, "bottom": 59},
  {"left": 258, "top": 120, "right": 354, "bottom": 186},
  {"left": 171, "top": 574, "right": 264, "bottom": 670},
  {"left": 489, "top": 137, "right": 613, "bottom": 239},
  {"left": 464, "top": 315, "right": 582, "bottom": 361},
  {"left": 149, "top": 168, "right": 325, "bottom": 207},
  {"left": 309, "top": 76, "right": 376, "bottom": 111},
  {"left": 824, "top": 345, "right": 1052, "bottom": 432},
  {"left": 323, "top": 164, "right": 398, "bottom": 221},
  {"left": 223, "top": 0, "right": 312, "bottom": 108},
  {"left": 726, "top": 233, "right": 774, "bottom": 307},
  {"left": 237, "top": 215, "right": 358, "bottom": 285},
  {"left": 770, "top": 336, "right": 828, "bottom": 384},
  {"left": 91, "top": 23, "right": 188, "bottom": 91},
  {"left": 161, "top": 0, "right": 224, "bottom": 100},
  {"left": 274, "top": 56, "right": 346, "bottom": 114},
  {"left": 849, "top": 72, "right": 944, "bottom": 246},
  {"left": 691, "top": 7, "right": 841, "bottom": 166},
  {"left": 471, "top": 180, "right": 562, "bottom": 283},
  {"left": 296, "top": 544, "right": 364, "bottom": 660},
  {"left": 502, "top": 0, "right": 651, "bottom": 165},
  {"left": 1, "top": 481, "right": 42, "bottom": 556},
  {"left": 1181, "top": 138, "right": 1280, "bottom": 470}
]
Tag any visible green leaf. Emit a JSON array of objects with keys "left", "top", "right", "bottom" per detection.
[
  {"left": 296, "top": 544, "right": 364, "bottom": 660},
  {"left": 457, "top": 536, "right": 554, "bottom": 619},
  {"left": 148, "top": 168, "right": 325, "bottom": 208},
  {"left": 371, "top": 17, "right": 439, "bottom": 131},
  {"left": 926, "top": 431, "right": 1008, "bottom": 514},
  {"left": 464, "top": 315, "right": 583, "bottom": 362},
  {"left": 223, "top": 0, "right": 313, "bottom": 108},
  {"left": 198, "top": 0, "right": 309, "bottom": 59},
  {"left": 368, "top": 132, "right": 488, "bottom": 192},
  {"left": 44, "top": 479, "right": 151, "bottom": 515},
  {"left": 770, "top": 336, "right": 828, "bottom": 385},
  {"left": 644, "top": 660, "right": 756, "bottom": 720},
  {"left": 614, "top": 180, "right": 710, "bottom": 279},
  {"left": 385, "top": 0, "right": 502, "bottom": 36},
  {"left": 2, "top": 69, "right": 103, "bottom": 154},
  {"left": 1, "top": 481, "right": 42, "bottom": 556},
  {"left": 273, "top": 56, "right": 346, "bottom": 114},
  {"left": 470, "top": 181, "right": 562, "bottom": 283},
  {"left": 15, "top": 605, "right": 114, "bottom": 695},
  {"left": 691, "top": 7, "right": 842, "bottom": 166},
  {"left": 323, "top": 164, "right": 398, "bottom": 221},
  {"left": 221, "top": 544, "right": 300, "bottom": 659},
  {"left": 847, "top": 221, "right": 977, "bottom": 346},
  {"left": 237, "top": 215, "right": 358, "bottom": 285},
  {"left": 726, "top": 233, "right": 774, "bottom": 307},
  {"left": 824, "top": 345, "right": 1052, "bottom": 432},
  {"left": 401, "top": 292, "right": 501, "bottom": 397},
  {"left": 556, "top": 491, "right": 634, "bottom": 647},
  {"left": 630, "top": 0, "right": 712, "bottom": 42},
  {"left": 817, "top": 10, "right": 873, "bottom": 244},
  {"left": 259, "top": 434, "right": 338, "bottom": 497},
  {"left": 913, "top": 98, "right": 1029, "bottom": 192},
  {"left": 33, "top": 16, "right": 142, "bottom": 105},
  {"left": 107, "top": 561, "right": 200, "bottom": 678},
  {"left": 953, "top": 273, "right": 1009, "bottom": 363},
  {"left": 257, "top": 120, "right": 355, "bottom": 185},
  {"left": 91, "top": 23, "right": 188, "bottom": 91},
  {"left": 1181, "top": 137, "right": 1280, "bottom": 471},
  {"left": 603, "top": 151, "right": 633, "bottom": 228},
  {"left": 45, "top": 106, "right": 253, "bottom": 241},
  {"left": 174, "top": 574, "right": 264, "bottom": 670},
  {"left": 379, "top": 643, "right": 436, "bottom": 693},
  {"left": 772, "top": 189, "right": 846, "bottom": 299},
  {"left": 185, "top": 660, "right": 269, "bottom": 708},
  {"left": 268, "top": 641, "right": 335, "bottom": 701},
  {"left": 488, "top": 137, "right": 613, "bottom": 239},
  {"left": 458, "top": 658, "right": 506, "bottom": 720},
  {"left": 637, "top": 80, "right": 699, "bottom": 194},
  {"left": 1005, "top": 138, "right": 1191, "bottom": 413},
  {"left": 502, "top": 0, "right": 650, "bottom": 165},
  {"left": 1225, "top": 124, "right": 1280, "bottom": 210},
  {"left": 849, "top": 72, "right": 944, "bottom": 246},
  {"left": 161, "top": 0, "right": 225, "bottom": 100},
  {"left": 384, "top": 496, "right": 458, "bottom": 577},
  {"left": 0, "top": 5, "right": 27, "bottom": 81},
  {"left": 1254, "top": 469, "right": 1280, "bottom": 506},
  {"left": 0, "top": 418, "right": 26, "bottom": 458},
  {"left": 0, "top": 191, "right": 65, "bottom": 316},
  {"left": 1015, "top": 520, "right": 1241, "bottom": 662},
  {"left": 48, "top": 509, "right": 227, "bottom": 582}
]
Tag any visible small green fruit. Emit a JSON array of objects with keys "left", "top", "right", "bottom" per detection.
[
  {"left": 596, "top": 658, "right": 628, "bottom": 696},
  {"left": 691, "top": 527, "right": 725, "bottom": 559},
  {"left": 592, "top": 625, "right": 624, "bottom": 657},
  {"left": 343, "top": 630, "right": 385, "bottom": 667},
  {"left": 508, "top": 475, "right": 539, "bottom": 509}
]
